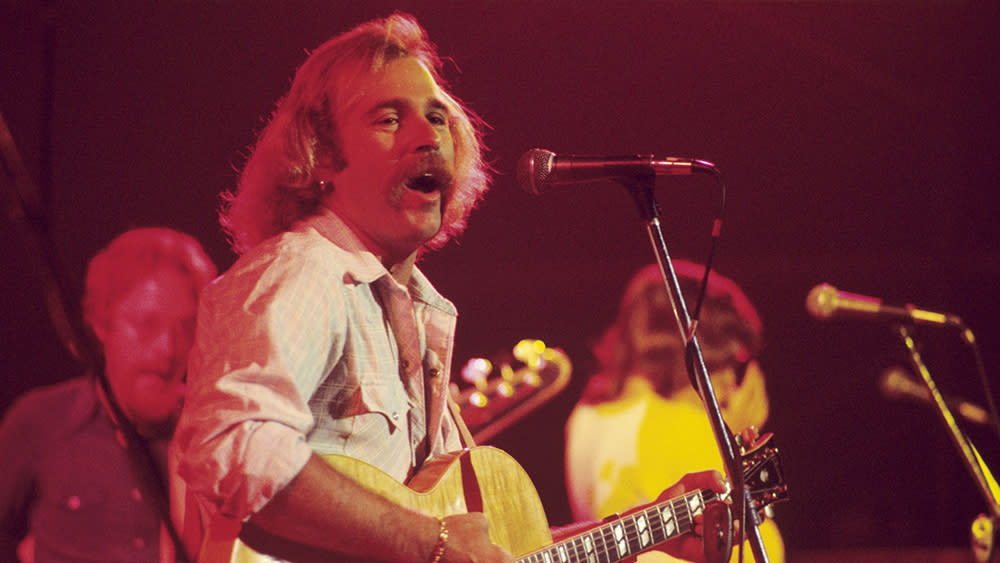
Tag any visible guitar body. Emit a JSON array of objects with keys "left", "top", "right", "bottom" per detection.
[{"left": 198, "top": 446, "right": 553, "bottom": 562}]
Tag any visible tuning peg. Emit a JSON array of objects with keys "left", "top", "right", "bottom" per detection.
[
  {"left": 513, "top": 339, "right": 547, "bottom": 369},
  {"left": 737, "top": 426, "right": 760, "bottom": 450},
  {"left": 497, "top": 363, "right": 515, "bottom": 397},
  {"left": 461, "top": 357, "right": 493, "bottom": 391}
]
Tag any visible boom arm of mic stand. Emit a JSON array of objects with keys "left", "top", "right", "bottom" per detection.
[
  {"left": 896, "top": 326, "right": 1000, "bottom": 517},
  {"left": 622, "top": 175, "right": 770, "bottom": 562}
]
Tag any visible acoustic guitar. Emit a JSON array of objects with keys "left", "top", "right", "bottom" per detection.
[{"left": 198, "top": 434, "right": 787, "bottom": 562}]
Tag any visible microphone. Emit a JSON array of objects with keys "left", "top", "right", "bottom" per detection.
[
  {"left": 880, "top": 366, "right": 989, "bottom": 426},
  {"left": 517, "top": 148, "right": 717, "bottom": 195},
  {"left": 805, "top": 283, "right": 965, "bottom": 328}
]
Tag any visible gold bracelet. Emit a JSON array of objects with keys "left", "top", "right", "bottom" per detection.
[{"left": 429, "top": 516, "right": 449, "bottom": 563}]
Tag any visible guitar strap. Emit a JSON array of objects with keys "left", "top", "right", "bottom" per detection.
[{"left": 447, "top": 395, "right": 477, "bottom": 449}]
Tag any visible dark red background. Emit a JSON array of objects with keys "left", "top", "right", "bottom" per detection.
[{"left": 3, "top": 1, "right": 999, "bottom": 559}]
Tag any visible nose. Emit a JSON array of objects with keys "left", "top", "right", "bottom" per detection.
[
  {"left": 412, "top": 116, "right": 442, "bottom": 153},
  {"left": 149, "top": 326, "right": 176, "bottom": 360},
  {"left": 149, "top": 323, "right": 193, "bottom": 370}
]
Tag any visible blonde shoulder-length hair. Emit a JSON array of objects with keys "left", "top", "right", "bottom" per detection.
[{"left": 220, "top": 12, "right": 490, "bottom": 255}]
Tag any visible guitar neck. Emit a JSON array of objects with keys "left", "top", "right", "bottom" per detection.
[{"left": 518, "top": 489, "right": 718, "bottom": 563}]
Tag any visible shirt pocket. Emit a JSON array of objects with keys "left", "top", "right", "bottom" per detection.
[
  {"left": 313, "top": 363, "right": 408, "bottom": 440},
  {"left": 39, "top": 480, "right": 109, "bottom": 520},
  {"left": 34, "top": 469, "right": 155, "bottom": 551}
]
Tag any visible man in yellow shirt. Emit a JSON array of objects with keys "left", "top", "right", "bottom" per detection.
[{"left": 565, "top": 260, "right": 785, "bottom": 562}]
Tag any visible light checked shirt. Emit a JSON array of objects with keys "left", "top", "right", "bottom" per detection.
[{"left": 173, "top": 207, "right": 464, "bottom": 528}]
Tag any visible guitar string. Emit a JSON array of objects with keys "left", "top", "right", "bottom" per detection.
[
  {"left": 524, "top": 490, "right": 703, "bottom": 563},
  {"left": 521, "top": 489, "right": 717, "bottom": 563}
]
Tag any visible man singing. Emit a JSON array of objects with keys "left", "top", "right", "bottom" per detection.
[{"left": 173, "top": 13, "right": 727, "bottom": 562}]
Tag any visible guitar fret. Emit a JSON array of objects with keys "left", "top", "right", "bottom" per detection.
[
  {"left": 605, "top": 522, "right": 620, "bottom": 562},
  {"left": 636, "top": 510, "right": 651, "bottom": 549},
  {"left": 588, "top": 529, "right": 602, "bottom": 563},
  {"left": 687, "top": 490, "right": 704, "bottom": 519},
  {"left": 625, "top": 507, "right": 659, "bottom": 556},
  {"left": 583, "top": 531, "right": 597, "bottom": 562},
  {"left": 658, "top": 497, "right": 677, "bottom": 539},
  {"left": 611, "top": 516, "right": 628, "bottom": 559},
  {"left": 582, "top": 526, "right": 598, "bottom": 563},
  {"left": 641, "top": 507, "right": 659, "bottom": 550},
  {"left": 562, "top": 534, "right": 576, "bottom": 562},
  {"left": 601, "top": 522, "right": 619, "bottom": 562},
  {"left": 579, "top": 531, "right": 597, "bottom": 563},
  {"left": 673, "top": 494, "right": 694, "bottom": 531},
  {"left": 588, "top": 526, "right": 612, "bottom": 563},
  {"left": 518, "top": 488, "right": 726, "bottom": 563}
]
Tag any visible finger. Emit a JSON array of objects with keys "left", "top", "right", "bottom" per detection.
[{"left": 684, "top": 469, "right": 729, "bottom": 494}]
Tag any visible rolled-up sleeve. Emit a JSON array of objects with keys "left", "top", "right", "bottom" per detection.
[{"left": 173, "top": 239, "right": 345, "bottom": 522}]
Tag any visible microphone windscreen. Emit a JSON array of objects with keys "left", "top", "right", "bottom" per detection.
[
  {"left": 805, "top": 283, "right": 838, "bottom": 320},
  {"left": 517, "top": 148, "right": 555, "bottom": 195}
]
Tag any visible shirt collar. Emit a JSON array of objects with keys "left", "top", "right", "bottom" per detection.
[
  {"left": 303, "top": 206, "right": 388, "bottom": 284},
  {"left": 408, "top": 266, "right": 456, "bottom": 316},
  {"left": 303, "top": 207, "right": 456, "bottom": 316}
]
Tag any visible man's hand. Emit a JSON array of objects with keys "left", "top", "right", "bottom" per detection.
[
  {"left": 439, "top": 513, "right": 514, "bottom": 563},
  {"left": 647, "top": 470, "right": 731, "bottom": 563}
]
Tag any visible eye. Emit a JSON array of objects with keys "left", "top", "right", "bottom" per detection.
[
  {"left": 427, "top": 111, "right": 448, "bottom": 126},
  {"left": 374, "top": 113, "right": 400, "bottom": 128}
]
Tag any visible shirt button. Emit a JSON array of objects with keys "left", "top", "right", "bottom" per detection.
[
  {"left": 133, "top": 537, "right": 146, "bottom": 549},
  {"left": 131, "top": 488, "right": 143, "bottom": 502},
  {"left": 391, "top": 412, "right": 399, "bottom": 421},
  {"left": 66, "top": 495, "right": 81, "bottom": 510}
]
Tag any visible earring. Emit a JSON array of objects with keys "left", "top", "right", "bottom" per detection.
[{"left": 318, "top": 180, "right": 333, "bottom": 194}]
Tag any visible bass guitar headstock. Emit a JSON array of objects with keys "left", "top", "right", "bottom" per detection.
[{"left": 451, "top": 339, "right": 572, "bottom": 443}]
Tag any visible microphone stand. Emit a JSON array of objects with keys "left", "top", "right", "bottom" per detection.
[
  {"left": 621, "top": 173, "right": 770, "bottom": 562},
  {"left": 896, "top": 325, "right": 1000, "bottom": 561}
]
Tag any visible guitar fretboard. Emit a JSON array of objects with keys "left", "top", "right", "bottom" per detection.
[{"left": 518, "top": 489, "right": 718, "bottom": 563}]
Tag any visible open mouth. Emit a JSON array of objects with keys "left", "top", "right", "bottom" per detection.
[{"left": 406, "top": 172, "right": 446, "bottom": 194}]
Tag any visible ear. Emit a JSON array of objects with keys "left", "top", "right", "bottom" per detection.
[
  {"left": 315, "top": 150, "right": 337, "bottom": 169},
  {"left": 314, "top": 129, "right": 346, "bottom": 171},
  {"left": 312, "top": 148, "right": 343, "bottom": 182}
]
